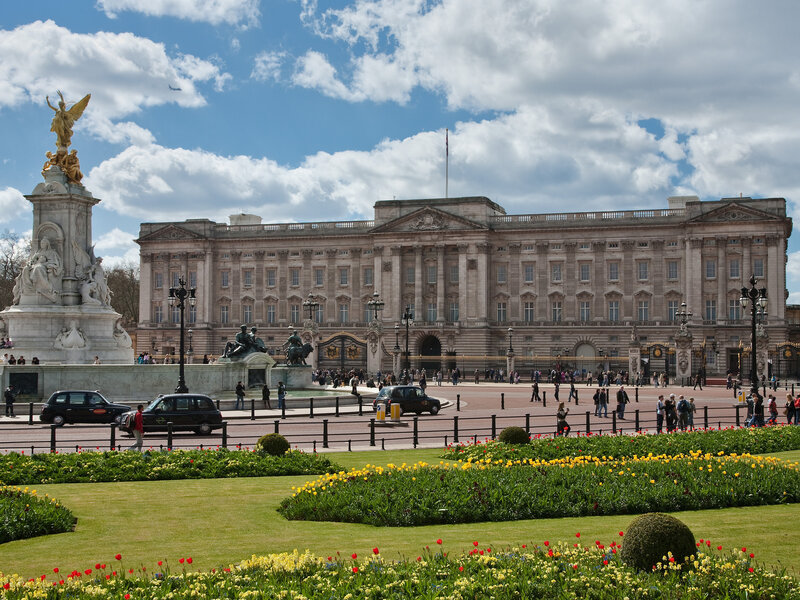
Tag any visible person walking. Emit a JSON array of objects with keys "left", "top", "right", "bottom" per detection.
[
  {"left": 785, "top": 393, "right": 795, "bottom": 425},
  {"left": 767, "top": 394, "right": 778, "bottom": 425},
  {"left": 599, "top": 387, "right": 608, "bottom": 417},
  {"left": 3, "top": 385, "right": 15, "bottom": 418},
  {"left": 556, "top": 402, "right": 570, "bottom": 436},
  {"left": 568, "top": 381, "right": 578, "bottom": 403},
  {"left": 656, "top": 394, "right": 665, "bottom": 433},
  {"left": 688, "top": 397, "right": 697, "bottom": 430},
  {"left": 616, "top": 386, "right": 629, "bottom": 419},
  {"left": 554, "top": 381, "right": 560, "bottom": 402},
  {"left": 532, "top": 381, "right": 540, "bottom": 402},
  {"left": 128, "top": 404, "right": 144, "bottom": 451},
  {"left": 676, "top": 395, "right": 689, "bottom": 431},
  {"left": 693, "top": 370, "right": 703, "bottom": 390},
  {"left": 277, "top": 381, "right": 286, "bottom": 410},
  {"left": 235, "top": 381, "right": 245, "bottom": 410},
  {"left": 262, "top": 383, "right": 271, "bottom": 409},
  {"left": 665, "top": 394, "right": 678, "bottom": 432}
]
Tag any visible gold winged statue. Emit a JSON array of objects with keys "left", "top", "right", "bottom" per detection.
[
  {"left": 43, "top": 91, "right": 90, "bottom": 185},
  {"left": 46, "top": 91, "right": 91, "bottom": 149}
]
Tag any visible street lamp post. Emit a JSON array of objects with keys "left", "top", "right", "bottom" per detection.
[
  {"left": 740, "top": 275, "right": 767, "bottom": 395},
  {"left": 367, "top": 291, "right": 385, "bottom": 322},
  {"left": 303, "top": 292, "right": 319, "bottom": 321},
  {"left": 507, "top": 327, "right": 514, "bottom": 353},
  {"left": 401, "top": 305, "right": 413, "bottom": 375},
  {"left": 168, "top": 276, "right": 196, "bottom": 394},
  {"left": 188, "top": 328, "right": 193, "bottom": 364}
]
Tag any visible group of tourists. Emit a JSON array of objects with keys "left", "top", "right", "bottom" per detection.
[{"left": 655, "top": 393, "right": 697, "bottom": 433}]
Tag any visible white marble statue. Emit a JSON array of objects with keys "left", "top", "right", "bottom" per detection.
[
  {"left": 113, "top": 319, "right": 132, "bottom": 349},
  {"left": 17, "top": 238, "right": 62, "bottom": 303},
  {"left": 54, "top": 319, "right": 87, "bottom": 349},
  {"left": 72, "top": 240, "right": 111, "bottom": 306}
]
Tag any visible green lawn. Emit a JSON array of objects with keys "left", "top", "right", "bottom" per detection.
[{"left": 1, "top": 447, "right": 799, "bottom": 579}]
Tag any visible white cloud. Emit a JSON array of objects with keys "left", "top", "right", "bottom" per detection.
[
  {"left": 787, "top": 251, "right": 800, "bottom": 280},
  {"left": 787, "top": 291, "right": 800, "bottom": 305},
  {"left": 85, "top": 102, "right": 678, "bottom": 224},
  {"left": 94, "top": 227, "right": 139, "bottom": 268},
  {"left": 251, "top": 51, "right": 286, "bottom": 82},
  {"left": 0, "top": 20, "right": 230, "bottom": 142},
  {"left": 97, "top": 0, "right": 260, "bottom": 28},
  {"left": 0, "top": 188, "right": 28, "bottom": 223}
]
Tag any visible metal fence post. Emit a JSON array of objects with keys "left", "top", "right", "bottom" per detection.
[
  {"left": 281, "top": 402, "right": 286, "bottom": 419},
  {"left": 586, "top": 411, "right": 591, "bottom": 435},
  {"left": 735, "top": 405, "right": 740, "bottom": 427},
  {"left": 335, "top": 396, "right": 340, "bottom": 417},
  {"left": 413, "top": 417, "right": 419, "bottom": 448},
  {"left": 635, "top": 387, "right": 639, "bottom": 403},
  {"left": 110, "top": 424, "right": 116, "bottom": 450},
  {"left": 612, "top": 412, "right": 617, "bottom": 434},
  {"left": 222, "top": 422, "right": 227, "bottom": 448},
  {"left": 167, "top": 422, "right": 173, "bottom": 450},
  {"left": 369, "top": 418, "right": 375, "bottom": 446},
  {"left": 491, "top": 414, "right": 496, "bottom": 439},
  {"left": 453, "top": 415, "right": 459, "bottom": 443},
  {"left": 28, "top": 402, "right": 34, "bottom": 425},
  {"left": 575, "top": 390, "right": 579, "bottom": 406},
  {"left": 322, "top": 419, "right": 329, "bottom": 448},
  {"left": 50, "top": 425, "right": 56, "bottom": 453},
  {"left": 704, "top": 405, "right": 709, "bottom": 429},
  {"left": 525, "top": 413, "right": 530, "bottom": 434},
  {"left": 250, "top": 398, "right": 255, "bottom": 420},
  {"left": 274, "top": 419, "right": 280, "bottom": 434},
  {"left": 457, "top": 394, "right": 461, "bottom": 411},
  {"left": 542, "top": 391, "right": 547, "bottom": 407},
  {"left": 309, "top": 397, "right": 314, "bottom": 419},
  {"left": 358, "top": 395, "right": 363, "bottom": 416},
  {"left": 216, "top": 398, "right": 220, "bottom": 410},
  {"left": 501, "top": 393, "right": 505, "bottom": 410},
  {"left": 635, "top": 409, "right": 640, "bottom": 432}
]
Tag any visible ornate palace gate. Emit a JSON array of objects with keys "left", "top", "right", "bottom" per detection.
[{"left": 317, "top": 333, "right": 368, "bottom": 372}]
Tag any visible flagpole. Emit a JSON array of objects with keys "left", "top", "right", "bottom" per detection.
[{"left": 445, "top": 128, "right": 449, "bottom": 198}]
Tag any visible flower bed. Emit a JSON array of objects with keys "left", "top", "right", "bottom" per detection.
[
  {"left": 0, "top": 449, "right": 341, "bottom": 485},
  {"left": 444, "top": 425, "right": 800, "bottom": 462},
  {"left": 278, "top": 453, "right": 800, "bottom": 526},
  {"left": 0, "top": 486, "right": 75, "bottom": 543},
  {"left": 0, "top": 541, "right": 797, "bottom": 599}
]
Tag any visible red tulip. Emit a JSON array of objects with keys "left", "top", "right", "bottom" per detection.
[
  {"left": 458, "top": 566, "right": 464, "bottom": 572},
  {"left": 436, "top": 539, "right": 442, "bottom": 545},
  {"left": 53, "top": 568, "right": 59, "bottom": 574},
  {"left": 187, "top": 558, "right": 192, "bottom": 564},
  {"left": 352, "top": 567, "right": 358, "bottom": 573},
  {"left": 115, "top": 554, "right": 122, "bottom": 561},
  {"left": 351, "top": 553, "right": 357, "bottom": 559},
  {"left": 372, "top": 547, "right": 379, "bottom": 555},
  {"left": 473, "top": 541, "right": 479, "bottom": 547}
]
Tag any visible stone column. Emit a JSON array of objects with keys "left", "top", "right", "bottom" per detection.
[
  {"left": 592, "top": 242, "right": 606, "bottom": 320},
  {"left": 507, "top": 243, "right": 520, "bottom": 320},
  {"left": 767, "top": 235, "right": 780, "bottom": 324},
  {"left": 687, "top": 238, "right": 703, "bottom": 320},
  {"left": 139, "top": 253, "right": 153, "bottom": 323},
  {"left": 325, "top": 249, "right": 337, "bottom": 325},
  {"left": 231, "top": 250, "right": 242, "bottom": 325},
  {"left": 651, "top": 240, "right": 665, "bottom": 318},
  {"left": 716, "top": 237, "right": 726, "bottom": 323},
  {"left": 476, "top": 242, "right": 491, "bottom": 326},
  {"left": 390, "top": 245, "right": 402, "bottom": 320},
  {"left": 302, "top": 249, "right": 313, "bottom": 294},
  {"left": 536, "top": 242, "right": 549, "bottom": 323},
  {"left": 203, "top": 248, "right": 214, "bottom": 326},
  {"left": 436, "top": 244, "right": 446, "bottom": 322},
  {"left": 351, "top": 248, "right": 362, "bottom": 321},
  {"left": 373, "top": 245, "right": 384, "bottom": 301},
  {"left": 621, "top": 240, "right": 635, "bottom": 320},
  {"left": 254, "top": 250, "right": 265, "bottom": 322},
  {"left": 458, "top": 243, "right": 468, "bottom": 322},
  {"left": 278, "top": 250, "right": 289, "bottom": 322},
  {"left": 742, "top": 238, "right": 752, "bottom": 280},
  {"left": 564, "top": 242, "right": 577, "bottom": 321},
  {"left": 414, "top": 247, "right": 423, "bottom": 319}
]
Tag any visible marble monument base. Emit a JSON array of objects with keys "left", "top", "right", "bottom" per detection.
[{"left": 0, "top": 304, "right": 133, "bottom": 364}]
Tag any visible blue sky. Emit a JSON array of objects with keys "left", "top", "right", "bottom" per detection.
[{"left": 1, "top": 0, "right": 800, "bottom": 301}]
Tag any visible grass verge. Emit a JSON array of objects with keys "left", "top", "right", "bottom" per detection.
[{"left": 0, "top": 448, "right": 798, "bottom": 579}]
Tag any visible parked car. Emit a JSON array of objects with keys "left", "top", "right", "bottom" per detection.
[
  {"left": 371, "top": 385, "right": 442, "bottom": 415},
  {"left": 120, "top": 394, "right": 222, "bottom": 435},
  {"left": 40, "top": 390, "right": 130, "bottom": 426}
]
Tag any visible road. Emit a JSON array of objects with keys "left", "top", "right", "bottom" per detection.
[{"left": 0, "top": 381, "right": 783, "bottom": 454}]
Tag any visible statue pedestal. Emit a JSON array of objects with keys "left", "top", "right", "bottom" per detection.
[{"left": 0, "top": 304, "right": 132, "bottom": 364}]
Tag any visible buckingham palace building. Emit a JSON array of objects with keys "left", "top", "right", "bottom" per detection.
[{"left": 136, "top": 194, "right": 794, "bottom": 381}]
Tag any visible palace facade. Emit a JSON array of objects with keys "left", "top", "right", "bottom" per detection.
[{"left": 136, "top": 195, "right": 794, "bottom": 379}]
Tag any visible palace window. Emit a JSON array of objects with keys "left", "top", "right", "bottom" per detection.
[
  {"left": 524, "top": 264, "right": 534, "bottom": 283},
  {"left": 220, "top": 305, "right": 229, "bottom": 324},
  {"left": 637, "top": 300, "right": 649, "bottom": 321},
  {"left": 579, "top": 264, "right": 590, "bottom": 282},
  {"left": 290, "top": 268, "right": 300, "bottom": 286},
  {"left": 608, "top": 301, "right": 619, "bottom": 322},
  {"left": 497, "top": 265, "right": 507, "bottom": 284},
  {"left": 450, "top": 301, "right": 459, "bottom": 322},
  {"left": 523, "top": 302, "right": 535, "bottom": 322},
  {"left": 551, "top": 301, "right": 562, "bottom": 322},
  {"left": 243, "top": 304, "right": 253, "bottom": 323},
  {"left": 363, "top": 266, "right": 374, "bottom": 286},
  {"left": 579, "top": 301, "right": 591, "bottom": 321},
  {"left": 667, "top": 260, "right": 678, "bottom": 280},
  {"left": 314, "top": 268, "right": 324, "bottom": 286},
  {"left": 266, "top": 269, "right": 276, "bottom": 287},
  {"left": 266, "top": 304, "right": 276, "bottom": 323},
  {"left": 497, "top": 302, "right": 507, "bottom": 323},
  {"left": 608, "top": 262, "right": 619, "bottom": 281},
  {"left": 290, "top": 304, "right": 300, "bottom": 323},
  {"left": 729, "top": 259, "right": 740, "bottom": 279}
]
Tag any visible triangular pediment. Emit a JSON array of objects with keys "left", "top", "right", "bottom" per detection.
[
  {"left": 688, "top": 202, "right": 781, "bottom": 224},
  {"left": 136, "top": 224, "right": 208, "bottom": 243},
  {"left": 371, "top": 206, "right": 488, "bottom": 234}
]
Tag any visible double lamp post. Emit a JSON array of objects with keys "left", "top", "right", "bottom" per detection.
[{"left": 168, "top": 276, "right": 196, "bottom": 393}]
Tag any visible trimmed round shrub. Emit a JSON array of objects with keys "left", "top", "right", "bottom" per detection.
[
  {"left": 498, "top": 426, "right": 530, "bottom": 445},
  {"left": 256, "top": 433, "right": 290, "bottom": 456},
  {"left": 620, "top": 513, "right": 696, "bottom": 571}
]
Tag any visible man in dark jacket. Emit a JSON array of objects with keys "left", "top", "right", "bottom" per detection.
[
  {"left": 616, "top": 386, "right": 629, "bottom": 419},
  {"left": 4, "top": 385, "right": 14, "bottom": 417}
]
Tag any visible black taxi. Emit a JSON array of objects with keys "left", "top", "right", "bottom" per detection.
[
  {"left": 120, "top": 393, "right": 222, "bottom": 435},
  {"left": 40, "top": 390, "right": 130, "bottom": 426},
  {"left": 371, "top": 385, "right": 442, "bottom": 415}
]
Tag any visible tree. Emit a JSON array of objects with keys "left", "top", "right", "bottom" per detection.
[
  {"left": 106, "top": 261, "right": 139, "bottom": 325},
  {"left": 0, "top": 231, "right": 30, "bottom": 311}
]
